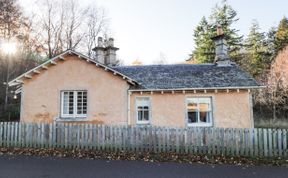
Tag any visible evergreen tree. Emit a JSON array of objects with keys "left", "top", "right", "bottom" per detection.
[
  {"left": 192, "top": 17, "right": 214, "bottom": 63},
  {"left": 274, "top": 16, "right": 288, "bottom": 54},
  {"left": 192, "top": 0, "right": 243, "bottom": 63},
  {"left": 266, "top": 27, "right": 277, "bottom": 57},
  {"left": 244, "top": 21, "right": 270, "bottom": 76}
]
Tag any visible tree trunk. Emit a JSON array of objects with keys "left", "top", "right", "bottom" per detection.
[
  {"left": 273, "top": 103, "right": 277, "bottom": 121},
  {"left": 4, "top": 56, "right": 10, "bottom": 111}
]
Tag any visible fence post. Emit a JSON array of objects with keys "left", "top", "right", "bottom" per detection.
[
  {"left": 249, "top": 128, "right": 254, "bottom": 157},
  {"left": 166, "top": 127, "right": 170, "bottom": 153},
  {"left": 0, "top": 122, "right": 3, "bottom": 147},
  {"left": 7, "top": 122, "right": 10, "bottom": 147},
  {"left": 17, "top": 122, "right": 21, "bottom": 148},
  {"left": 273, "top": 129, "right": 277, "bottom": 156},
  {"left": 263, "top": 128, "right": 268, "bottom": 157},
  {"left": 268, "top": 128, "right": 272, "bottom": 157},
  {"left": 283, "top": 129, "right": 287, "bottom": 157},
  {"left": 278, "top": 129, "right": 282, "bottom": 157},
  {"left": 234, "top": 128, "right": 239, "bottom": 156},
  {"left": 258, "top": 128, "right": 263, "bottom": 156}
]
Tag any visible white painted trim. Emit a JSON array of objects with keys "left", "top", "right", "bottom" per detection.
[
  {"left": 128, "top": 86, "right": 265, "bottom": 92},
  {"left": 15, "top": 87, "right": 22, "bottom": 94},
  {"left": 135, "top": 96, "right": 152, "bottom": 125},
  {"left": 187, "top": 123, "right": 213, "bottom": 127},
  {"left": 24, "top": 75, "right": 32, "bottom": 79},
  {"left": 20, "top": 85, "right": 24, "bottom": 121},
  {"left": 33, "top": 70, "right": 40, "bottom": 74},
  {"left": 42, "top": 65, "right": 48, "bottom": 69},
  {"left": 9, "top": 79, "right": 23, "bottom": 87},
  {"left": 185, "top": 96, "right": 213, "bottom": 127},
  {"left": 136, "top": 120, "right": 150, "bottom": 125},
  {"left": 60, "top": 90, "right": 87, "bottom": 119},
  {"left": 55, "top": 118, "right": 91, "bottom": 122},
  {"left": 50, "top": 60, "right": 57, "bottom": 65},
  {"left": 127, "top": 91, "right": 131, "bottom": 125},
  {"left": 8, "top": 49, "right": 138, "bottom": 87}
]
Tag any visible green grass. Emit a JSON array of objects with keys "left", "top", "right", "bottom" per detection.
[{"left": 254, "top": 118, "right": 288, "bottom": 128}]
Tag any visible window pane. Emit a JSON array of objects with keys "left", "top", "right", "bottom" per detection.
[
  {"left": 136, "top": 97, "right": 150, "bottom": 123},
  {"left": 68, "top": 92, "right": 74, "bottom": 114},
  {"left": 136, "top": 97, "right": 150, "bottom": 106},
  {"left": 62, "top": 91, "right": 87, "bottom": 117},
  {"left": 77, "top": 91, "right": 87, "bottom": 115},
  {"left": 143, "top": 106, "right": 149, "bottom": 110},
  {"left": 63, "top": 92, "right": 69, "bottom": 114},
  {"left": 138, "top": 110, "right": 143, "bottom": 121},
  {"left": 199, "top": 111, "right": 208, "bottom": 122},
  {"left": 187, "top": 97, "right": 212, "bottom": 124},
  {"left": 62, "top": 91, "right": 74, "bottom": 115},
  {"left": 199, "top": 98, "right": 211, "bottom": 111},
  {"left": 199, "top": 111, "right": 211, "bottom": 123},
  {"left": 188, "top": 111, "right": 197, "bottom": 123},
  {"left": 83, "top": 92, "right": 87, "bottom": 114},
  {"left": 199, "top": 103, "right": 210, "bottom": 112},
  {"left": 143, "top": 110, "right": 149, "bottom": 121},
  {"left": 187, "top": 103, "right": 197, "bottom": 111}
]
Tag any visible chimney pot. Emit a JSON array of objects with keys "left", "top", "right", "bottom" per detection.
[
  {"left": 97, "top": 37, "right": 103, "bottom": 47},
  {"left": 108, "top": 38, "right": 114, "bottom": 47},
  {"left": 92, "top": 36, "right": 119, "bottom": 66},
  {"left": 216, "top": 25, "right": 224, "bottom": 36}
]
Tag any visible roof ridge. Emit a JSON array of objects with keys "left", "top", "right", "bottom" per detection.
[{"left": 114, "top": 63, "right": 217, "bottom": 68}]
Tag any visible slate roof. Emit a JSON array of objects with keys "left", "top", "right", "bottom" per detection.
[{"left": 113, "top": 64, "right": 261, "bottom": 90}]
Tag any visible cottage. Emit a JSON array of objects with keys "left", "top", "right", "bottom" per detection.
[{"left": 9, "top": 30, "right": 262, "bottom": 128}]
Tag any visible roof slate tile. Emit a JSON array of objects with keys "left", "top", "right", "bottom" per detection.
[{"left": 113, "top": 64, "right": 260, "bottom": 90}]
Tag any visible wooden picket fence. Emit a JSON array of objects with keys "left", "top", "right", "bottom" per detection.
[{"left": 0, "top": 122, "right": 287, "bottom": 158}]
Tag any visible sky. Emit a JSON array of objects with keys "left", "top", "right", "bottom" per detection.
[{"left": 20, "top": 0, "right": 288, "bottom": 65}]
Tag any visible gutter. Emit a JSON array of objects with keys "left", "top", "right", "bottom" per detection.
[
  {"left": 127, "top": 90, "right": 131, "bottom": 125},
  {"left": 128, "top": 86, "right": 266, "bottom": 92}
]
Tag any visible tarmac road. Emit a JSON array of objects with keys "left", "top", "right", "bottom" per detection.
[{"left": 0, "top": 155, "right": 287, "bottom": 178}]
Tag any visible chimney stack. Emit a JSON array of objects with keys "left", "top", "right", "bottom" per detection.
[
  {"left": 93, "top": 37, "right": 105, "bottom": 64},
  {"left": 92, "top": 37, "right": 119, "bottom": 66},
  {"left": 211, "top": 25, "right": 231, "bottom": 66},
  {"left": 108, "top": 38, "right": 114, "bottom": 47}
]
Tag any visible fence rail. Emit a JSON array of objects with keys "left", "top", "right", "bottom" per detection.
[{"left": 0, "top": 122, "right": 287, "bottom": 158}]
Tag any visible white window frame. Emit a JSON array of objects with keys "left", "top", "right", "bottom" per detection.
[
  {"left": 186, "top": 97, "right": 213, "bottom": 127},
  {"left": 60, "top": 90, "right": 87, "bottom": 118},
  {"left": 135, "top": 97, "right": 151, "bottom": 125}
]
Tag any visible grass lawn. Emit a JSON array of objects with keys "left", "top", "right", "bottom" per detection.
[{"left": 254, "top": 118, "right": 288, "bottom": 128}]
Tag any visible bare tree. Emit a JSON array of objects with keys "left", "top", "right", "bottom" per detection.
[
  {"left": 83, "top": 5, "right": 107, "bottom": 57},
  {"left": 254, "top": 64, "right": 288, "bottom": 120},
  {"left": 0, "top": 0, "right": 43, "bottom": 120},
  {"left": 63, "top": 0, "right": 89, "bottom": 49},
  {"left": 0, "top": 0, "right": 22, "bottom": 112},
  {"left": 36, "top": 0, "right": 65, "bottom": 58},
  {"left": 35, "top": 0, "right": 108, "bottom": 58}
]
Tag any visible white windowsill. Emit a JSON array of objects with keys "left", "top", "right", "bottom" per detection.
[
  {"left": 187, "top": 123, "right": 213, "bottom": 127},
  {"left": 55, "top": 117, "right": 88, "bottom": 122},
  {"left": 136, "top": 121, "right": 150, "bottom": 125}
]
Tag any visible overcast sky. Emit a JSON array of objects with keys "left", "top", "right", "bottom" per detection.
[{"left": 20, "top": 0, "right": 288, "bottom": 65}]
